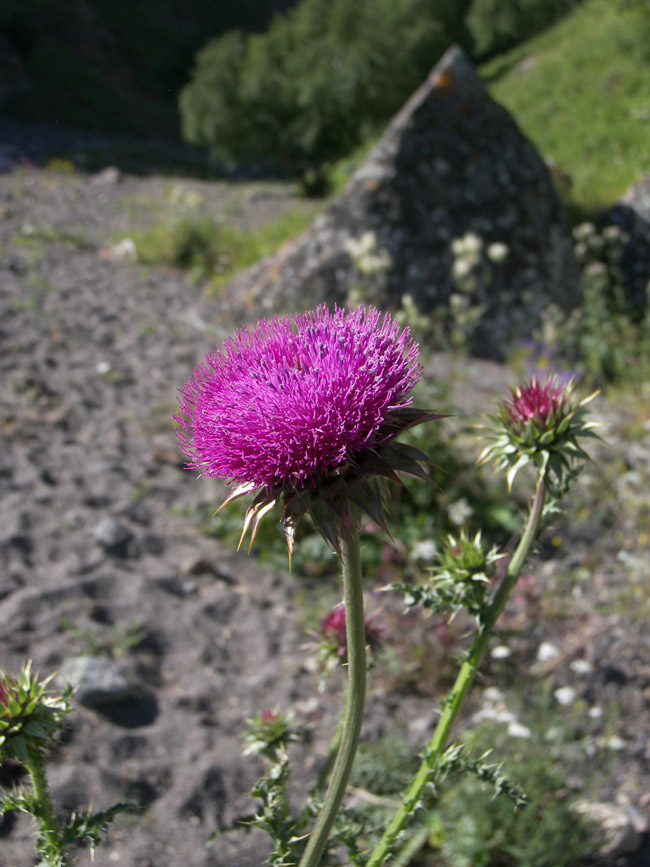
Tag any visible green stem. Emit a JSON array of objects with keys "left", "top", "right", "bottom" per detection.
[
  {"left": 299, "top": 523, "right": 366, "bottom": 867},
  {"left": 25, "top": 746, "right": 69, "bottom": 867},
  {"left": 367, "top": 476, "right": 546, "bottom": 867},
  {"left": 314, "top": 715, "right": 344, "bottom": 796}
]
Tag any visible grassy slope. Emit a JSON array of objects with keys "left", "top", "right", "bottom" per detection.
[{"left": 481, "top": 0, "right": 650, "bottom": 213}]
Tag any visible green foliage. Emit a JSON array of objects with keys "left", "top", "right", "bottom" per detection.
[
  {"left": 0, "top": 663, "right": 70, "bottom": 764},
  {"left": 59, "top": 803, "right": 134, "bottom": 857},
  {"left": 180, "top": 0, "right": 448, "bottom": 192},
  {"left": 393, "top": 531, "right": 503, "bottom": 619},
  {"left": 343, "top": 722, "right": 593, "bottom": 867},
  {"left": 467, "top": 0, "right": 577, "bottom": 58},
  {"left": 58, "top": 616, "right": 146, "bottom": 659},
  {"left": 531, "top": 221, "right": 650, "bottom": 387},
  {"left": 0, "top": 662, "right": 131, "bottom": 866},
  {"left": 341, "top": 736, "right": 528, "bottom": 863},
  {"left": 434, "top": 723, "right": 593, "bottom": 867},
  {"left": 482, "top": 0, "right": 650, "bottom": 210},
  {"left": 127, "top": 205, "right": 315, "bottom": 284}
]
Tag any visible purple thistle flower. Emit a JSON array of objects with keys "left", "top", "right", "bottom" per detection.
[
  {"left": 176, "top": 305, "right": 443, "bottom": 558},
  {"left": 178, "top": 305, "right": 420, "bottom": 487}
]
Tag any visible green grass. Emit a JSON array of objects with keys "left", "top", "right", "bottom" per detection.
[
  {"left": 481, "top": 0, "right": 650, "bottom": 213},
  {"left": 127, "top": 203, "right": 319, "bottom": 285}
]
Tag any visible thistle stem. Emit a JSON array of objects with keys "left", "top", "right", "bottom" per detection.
[
  {"left": 367, "top": 476, "right": 546, "bottom": 867},
  {"left": 299, "top": 523, "right": 366, "bottom": 867},
  {"left": 25, "top": 746, "right": 68, "bottom": 867}
]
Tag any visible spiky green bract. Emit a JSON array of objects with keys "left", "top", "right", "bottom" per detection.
[
  {"left": 393, "top": 531, "right": 503, "bottom": 619},
  {"left": 0, "top": 662, "right": 71, "bottom": 763},
  {"left": 478, "top": 376, "right": 600, "bottom": 492},
  {"left": 243, "top": 709, "right": 303, "bottom": 762}
]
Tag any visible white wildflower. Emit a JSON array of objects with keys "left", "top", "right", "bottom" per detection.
[
  {"left": 508, "top": 721, "right": 532, "bottom": 739},
  {"left": 411, "top": 539, "right": 438, "bottom": 562},
  {"left": 537, "top": 641, "right": 560, "bottom": 662},
  {"left": 554, "top": 686, "right": 577, "bottom": 706},
  {"left": 448, "top": 497, "right": 474, "bottom": 526},
  {"left": 487, "top": 242, "right": 509, "bottom": 263}
]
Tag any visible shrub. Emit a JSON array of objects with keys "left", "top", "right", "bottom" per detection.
[
  {"left": 179, "top": 0, "right": 448, "bottom": 194},
  {"left": 466, "top": 0, "right": 579, "bottom": 58}
]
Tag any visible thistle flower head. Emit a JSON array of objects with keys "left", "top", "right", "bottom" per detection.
[
  {"left": 504, "top": 377, "right": 568, "bottom": 429},
  {"left": 478, "top": 375, "right": 599, "bottom": 491},
  {"left": 320, "top": 605, "right": 383, "bottom": 660},
  {"left": 394, "top": 530, "right": 503, "bottom": 619},
  {"left": 243, "top": 708, "right": 302, "bottom": 761},
  {"left": 0, "top": 662, "right": 71, "bottom": 763},
  {"left": 176, "top": 305, "right": 443, "bottom": 559}
]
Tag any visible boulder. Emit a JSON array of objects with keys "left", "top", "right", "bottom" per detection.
[
  {"left": 608, "top": 173, "right": 650, "bottom": 311},
  {"left": 222, "top": 45, "right": 578, "bottom": 358}
]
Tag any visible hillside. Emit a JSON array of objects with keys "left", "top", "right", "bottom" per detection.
[
  {"left": 3, "top": 0, "right": 648, "bottom": 213},
  {"left": 482, "top": 0, "right": 650, "bottom": 211}
]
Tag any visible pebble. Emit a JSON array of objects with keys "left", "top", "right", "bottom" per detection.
[
  {"left": 573, "top": 800, "right": 646, "bottom": 857},
  {"left": 57, "top": 656, "right": 131, "bottom": 706},
  {"left": 94, "top": 517, "right": 133, "bottom": 552}
]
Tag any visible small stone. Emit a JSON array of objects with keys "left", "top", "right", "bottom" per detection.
[
  {"left": 57, "top": 656, "right": 131, "bottom": 707},
  {"left": 94, "top": 517, "right": 133, "bottom": 554},
  {"left": 142, "top": 534, "right": 165, "bottom": 556},
  {"left": 573, "top": 800, "right": 645, "bottom": 858},
  {"left": 181, "top": 556, "right": 216, "bottom": 576},
  {"left": 93, "top": 166, "right": 121, "bottom": 185}
]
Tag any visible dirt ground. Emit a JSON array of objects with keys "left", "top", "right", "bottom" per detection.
[{"left": 1, "top": 164, "right": 650, "bottom": 867}]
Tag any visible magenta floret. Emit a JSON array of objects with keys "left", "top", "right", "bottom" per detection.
[
  {"left": 505, "top": 376, "right": 568, "bottom": 428},
  {"left": 176, "top": 305, "right": 421, "bottom": 490}
]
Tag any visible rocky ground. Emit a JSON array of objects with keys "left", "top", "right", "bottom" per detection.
[{"left": 1, "top": 162, "right": 650, "bottom": 867}]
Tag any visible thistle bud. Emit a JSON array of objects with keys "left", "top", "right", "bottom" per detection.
[{"left": 479, "top": 376, "right": 599, "bottom": 491}]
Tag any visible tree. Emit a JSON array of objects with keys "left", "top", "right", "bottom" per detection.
[
  {"left": 179, "top": 0, "right": 447, "bottom": 194},
  {"left": 465, "top": 0, "right": 578, "bottom": 59}
]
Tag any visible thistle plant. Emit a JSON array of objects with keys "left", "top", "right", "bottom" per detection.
[
  {"left": 177, "top": 305, "right": 599, "bottom": 867},
  {"left": 364, "top": 374, "right": 599, "bottom": 866},
  {"left": 177, "top": 304, "right": 442, "bottom": 866},
  {"left": 0, "top": 662, "right": 130, "bottom": 866}
]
